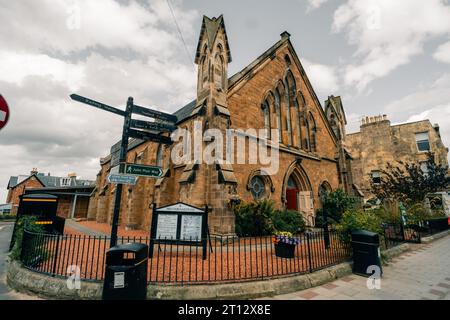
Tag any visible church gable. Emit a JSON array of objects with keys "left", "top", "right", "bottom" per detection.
[{"left": 227, "top": 35, "right": 338, "bottom": 159}]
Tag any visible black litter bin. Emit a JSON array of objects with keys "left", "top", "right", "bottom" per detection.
[
  {"left": 102, "top": 243, "right": 148, "bottom": 300},
  {"left": 351, "top": 230, "right": 382, "bottom": 277}
]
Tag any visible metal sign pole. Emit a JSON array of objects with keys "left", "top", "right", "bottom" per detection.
[{"left": 110, "top": 97, "right": 133, "bottom": 248}]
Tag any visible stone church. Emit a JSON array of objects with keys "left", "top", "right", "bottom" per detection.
[{"left": 87, "top": 15, "right": 356, "bottom": 235}]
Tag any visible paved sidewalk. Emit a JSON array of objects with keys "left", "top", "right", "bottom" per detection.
[
  {"left": 263, "top": 235, "right": 450, "bottom": 300},
  {"left": 65, "top": 219, "right": 108, "bottom": 236}
]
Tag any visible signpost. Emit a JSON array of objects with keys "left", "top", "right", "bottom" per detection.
[
  {"left": 125, "top": 164, "right": 163, "bottom": 178},
  {"left": 107, "top": 174, "right": 137, "bottom": 185},
  {"left": 70, "top": 93, "right": 176, "bottom": 247},
  {"left": 0, "top": 95, "right": 10, "bottom": 131},
  {"left": 149, "top": 203, "right": 210, "bottom": 260}
]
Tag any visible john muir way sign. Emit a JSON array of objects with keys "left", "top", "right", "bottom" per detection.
[
  {"left": 125, "top": 163, "right": 163, "bottom": 178},
  {"left": 149, "top": 202, "right": 209, "bottom": 260}
]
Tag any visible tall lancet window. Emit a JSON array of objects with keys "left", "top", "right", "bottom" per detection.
[
  {"left": 274, "top": 90, "right": 282, "bottom": 143},
  {"left": 309, "top": 112, "right": 317, "bottom": 152},
  {"left": 214, "top": 54, "right": 225, "bottom": 90},
  {"left": 262, "top": 100, "right": 271, "bottom": 140}
]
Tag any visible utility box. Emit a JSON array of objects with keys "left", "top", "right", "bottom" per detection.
[
  {"left": 351, "top": 230, "right": 382, "bottom": 277},
  {"left": 102, "top": 243, "right": 148, "bottom": 300}
]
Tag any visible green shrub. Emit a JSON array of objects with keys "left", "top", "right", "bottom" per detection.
[
  {"left": 371, "top": 207, "right": 400, "bottom": 224},
  {"left": 321, "top": 189, "right": 357, "bottom": 224},
  {"left": 272, "top": 210, "right": 306, "bottom": 234},
  {"left": 234, "top": 199, "right": 276, "bottom": 236},
  {"left": 335, "top": 210, "right": 383, "bottom": 244},
  {"left": 10, "top": 216, "right": 45, "bottom": 261}
]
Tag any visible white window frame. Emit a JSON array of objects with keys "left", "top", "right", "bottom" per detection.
[
  {"left": 60, "top": 178, "right": 71, "bottom": 187},
  {"left": 371, "top": 170, "right": 381, "bottom": 185},
  {"left": 415, "top": 132, "right": 431, "bottom": 153}
]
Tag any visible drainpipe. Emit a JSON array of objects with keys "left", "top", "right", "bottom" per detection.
[{"left": 70, "top": 193, "right": 78, "bottom": 219}]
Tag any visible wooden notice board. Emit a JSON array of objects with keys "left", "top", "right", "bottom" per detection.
[{"left": 149, "top": 202, "right": 209, "bottom": 260}]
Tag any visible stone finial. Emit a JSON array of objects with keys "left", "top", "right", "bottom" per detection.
[{"left": 280, "top": 31, "right": 291, "bottom": 39}]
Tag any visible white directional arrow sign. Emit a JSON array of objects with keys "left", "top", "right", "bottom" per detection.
[{"left": 107, "top": 174, "right": 137, "bottom": 185}]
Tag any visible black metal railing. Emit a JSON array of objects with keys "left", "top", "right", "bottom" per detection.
[
  {"left": 381, "top": 218, "right": 450, "bottom": 249},
  {"left": 20, "top": 229, "right": 351, "bottom": 284}
]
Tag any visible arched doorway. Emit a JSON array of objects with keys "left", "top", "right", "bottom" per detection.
[{"left": 283, "top": 162, "right": 315, "bottom": 226}]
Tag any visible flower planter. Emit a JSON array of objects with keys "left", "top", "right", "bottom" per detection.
[{"left": 274, "top": 242, "right": 296, "bottom": 258}]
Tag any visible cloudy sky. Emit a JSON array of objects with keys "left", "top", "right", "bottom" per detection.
[{"left": 1, "top": 0, "right": 450, "bottom": 203}]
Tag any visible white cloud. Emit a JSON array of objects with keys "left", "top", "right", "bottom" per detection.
[
  {"left": 383, "top": 73, "right": 450, "bottom": 161},
  {"left": 0, "top": 0, "right": 198, "bottom": 57},
  {"left": 384, "top": 73, "right": 450, "bottom": 119},
  {"left": 332, "top": 0, "right": 450, "bottom": 91},
  {"left": 434, "top": 41, "right": 450, "bottom": 64},
  {"left": 0, "top": 0, "right": 199, "bottom": 203},
  {"left": 345, "top": 112, "right": 363, "bottom": 134},
  {"left": 0, "top": 51, "right": 84, "bottom": 89},
  {"left": 306, "top": 0, "right": 329, "bottom": 11},
  {"left": 301, "top": 58, "right": 339, "bottom": 101}
]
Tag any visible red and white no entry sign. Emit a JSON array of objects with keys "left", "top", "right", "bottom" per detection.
[{"left": 0, "top": 94, "right": 10, "bottom": 130}]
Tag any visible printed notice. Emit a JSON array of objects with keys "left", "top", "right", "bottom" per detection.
[
  {"left": 114, "top": 272, "right": 125, "bottom": 289},
  {"left": 180, "top": 215, "right": 202, "bottom": 241},
  {"left": 156, "top": 214, "right": 178, "bottom": 240}
]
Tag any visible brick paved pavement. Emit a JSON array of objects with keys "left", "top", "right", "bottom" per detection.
[{"left": 262, "top": 235, "right": 450, "bottom": 300}]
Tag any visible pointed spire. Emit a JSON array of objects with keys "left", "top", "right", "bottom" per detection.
[{"left": 194, "top": 15, "right": 232, "bottom": 64}]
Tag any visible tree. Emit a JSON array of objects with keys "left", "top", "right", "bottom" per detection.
[
  {"left": 371, "top": 153, "right": 450, "bottom": 204},
  {"left": 316, "top": 189, "right": 357, "bottom": 225}
]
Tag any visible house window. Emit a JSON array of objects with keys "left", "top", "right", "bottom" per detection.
[
  {"left": 415, "top": 132, "right": 430, "bottom": 152},
  {"left": 262, "top": 101, "right": 271, "bottom": 140},
  {"left": 60, "top": 178, "right": 71, "bottom": 187},
  {"left": 371, "top": 171, "right": 381, "bottom": 184},
  {"left": 249, "top": 176, "right": 266, "bottom": 200}
]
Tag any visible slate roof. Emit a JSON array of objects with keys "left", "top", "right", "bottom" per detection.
[{"left": 7, "top": 172, "right": 94, "bottom": 189}]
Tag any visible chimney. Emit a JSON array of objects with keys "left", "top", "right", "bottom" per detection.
[
  {"left": 433, "top": 124, "right": 441, "bottom": 137},
  {"left": 30, "top": 168, "right": 38, "bottom": 175},
  {"left": 68, "top": 172, "right": 77, "bottom": 179}
]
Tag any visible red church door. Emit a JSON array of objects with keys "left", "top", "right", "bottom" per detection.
[{"left": 286, "top": 188, "right": 298, "bottom": 211}]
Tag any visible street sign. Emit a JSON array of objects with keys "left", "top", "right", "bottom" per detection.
[
  {"left": 70, "top": 94, "right": 125, "bottom": 117},
  {"left": 130, "top": 119, "right": 176, "bottom": 133},
  {"left": 132, "top": 104, "right": 177, "bottom": 123},
  {"left": 128, "top": 128, "right": 173, "bottom": 145},
  {"left": 107, "top": 174, "right": 137, "bottom": 185},
  {"left": 125, "top": 164, "right": 163, "bottom": 178},
  {"left": 0, "top": 95, "right": 10, "bottom": 131}
]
